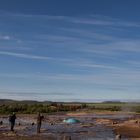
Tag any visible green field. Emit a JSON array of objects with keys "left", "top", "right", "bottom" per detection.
[{"left": 0, "top": 99, "right": 140, "bottom": 114}]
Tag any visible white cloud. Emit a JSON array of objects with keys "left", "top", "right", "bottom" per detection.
[
  {"left": 71, "top": 17, "right": 140, "bottom": 27},
  {"left": 0, "top": 51, "right": 76, "bottom": 63},
  {"left": 0, "top": 35, "right": 11, "bottom": 40},
  {"left": 59, "top": 28, "right": 117, "bottom": 41},
  {"left": 0, "top": 51, "right": 52, "bottom": 60},
  {"left": 79, "top": 40, "right": 140, "bottom": 57},
  {"left": 1, "top": 12, "right": 140, "bottom": 28}
]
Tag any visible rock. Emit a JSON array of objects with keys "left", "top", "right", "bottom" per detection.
[
  {"left": 112, "top": 121, "right": 118, "bottom": 125},
  {"left": 63, "top": 136, "right": 71, "bottom": 140},
  {"left": 0, "top": 121, "right": 3, "bottom": 125},
  {"left": 50, "top": 122, "right": 54, "bottom": 125},
  {"left": 81, "top": 124, "right": 93, "bottom": 127},
  {"left": 115, "top": 134, "right": 121, "bottom": 139},
  {"left": 135, "top": 120, "right": 140, "bottom": 124}
]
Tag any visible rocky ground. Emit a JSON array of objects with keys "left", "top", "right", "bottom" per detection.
[{"left": 0, "top": 112, "right": 140, "bottom": 140}]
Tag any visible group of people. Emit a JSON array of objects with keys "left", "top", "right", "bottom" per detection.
[{"left": 9, "top": 112, "right": 44, "bottom": 133}]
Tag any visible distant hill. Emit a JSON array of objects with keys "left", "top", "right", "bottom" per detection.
[
  {"left": 0, "top": 99, "right": 89, "bottom": 105},
  {"left": 0, "top": 99, "right": 52, "bottom": 105},
  {"left": 0, "top": 99, "right": 15, "bottom": 104},
  {"left": 102, "top": 100, "right": 123, "bottom": 104}
]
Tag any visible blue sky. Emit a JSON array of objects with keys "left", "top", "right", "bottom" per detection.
[{"left": 0, "top": 0, "right": 140, "bottom": 102}]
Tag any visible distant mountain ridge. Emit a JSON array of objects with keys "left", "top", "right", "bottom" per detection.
[{"left": 0, "top": 99, "right": 53, "bottom": 105}]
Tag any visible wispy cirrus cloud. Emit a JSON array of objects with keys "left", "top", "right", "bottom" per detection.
[
  {"left": 0, "top": 34, "right": 22, "bottom": 44},
  {"left": 0, "top": 50, "right": 122, "bottom": 71},
  {"left": 59, "top": 28, "right": 117, "bottom": 41},
  {"left": 0, "top": 35, "right": 11, "bottom": 40},
  {"left": 64, "top": 58, "right": 120, "bottom": 70},
  {"left": 1, "top": 11, "right": 140, "bottom": 28},
  {"left": 0, "top": 51, "right": 52, "bottom": 60},
  {"left": 0, "top": 51, "right": 78, "bottom": 63},
  {"left": 0, "top": 69, "right": 140, "bottom": 89},
  {"left": 79, "top": 40, "right": 140, "bottom": 57},
  {"left": 71, "top": 16, "right": 140, "bottom": 28}
]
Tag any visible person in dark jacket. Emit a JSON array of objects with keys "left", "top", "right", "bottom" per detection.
[
  {"left": 9, "top": 112, "right": 16, "bottom": 131},
  {"left": 37, "top": 112, "right": 44, "bottom": 133}
]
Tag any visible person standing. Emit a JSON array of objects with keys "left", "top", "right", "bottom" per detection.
[
  {"left": 9, "top": 112, "right": 16, "bottom": 131},
  {"left": 37, "top": 112, "right": 44, "bottom": 133}
]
